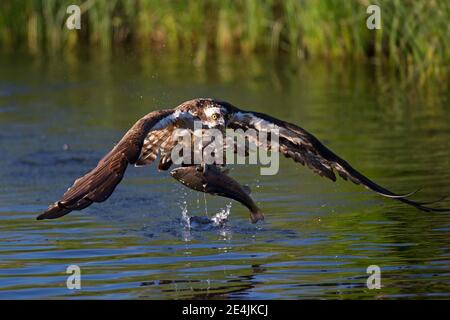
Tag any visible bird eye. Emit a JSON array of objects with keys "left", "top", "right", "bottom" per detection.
[{"left": 211, "top": 114, "right": 219, "bottom": 120}]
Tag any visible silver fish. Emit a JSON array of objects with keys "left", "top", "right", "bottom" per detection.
[{"left": 170, "top": 165, "right": 264, "bottom": 223}]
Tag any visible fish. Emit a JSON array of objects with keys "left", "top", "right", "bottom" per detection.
[{"left": 170, "top": 165, "right": 264, "bottom": 223}]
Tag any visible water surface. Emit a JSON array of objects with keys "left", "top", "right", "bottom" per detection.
[{"left": 0, "top": 53, "right": 449, "bottom": 299}]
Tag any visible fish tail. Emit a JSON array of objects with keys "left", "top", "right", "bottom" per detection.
[{"left": 250, "top": 209, "right": 264, "bottom": 223}]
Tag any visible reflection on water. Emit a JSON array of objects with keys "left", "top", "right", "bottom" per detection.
[{"left": 0, "top": 52, "right": 449, "bottom": 299}]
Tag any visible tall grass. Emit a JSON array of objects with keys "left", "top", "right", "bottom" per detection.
[{"left": 0, "top": 0, "right": 448, "bottom": 83}]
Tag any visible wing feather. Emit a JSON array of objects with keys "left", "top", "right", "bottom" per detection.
[
  {"left": 135, "top": 128, "right": 173, "bottom": 166},
  {"left": 37, "top": 109, "right": 193, "bottom": 220},
  {"left": 227, "top": 108, "right": 450, "bottom": 213}
]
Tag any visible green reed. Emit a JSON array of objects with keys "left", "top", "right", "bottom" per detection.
[{"left": 0, "top": 0, "right": 448, "bottom": 83}]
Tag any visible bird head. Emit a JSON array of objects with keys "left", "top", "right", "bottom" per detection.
[
  {"left": 195, "top": 99, "right": 228, "bottom": 131},
  {"left": 177, "top": 98, "right": 231, "bottom": 131}
]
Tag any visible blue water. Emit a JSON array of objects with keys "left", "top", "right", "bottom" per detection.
[{"left": 1, "top": 54, "right": 449, "bottom": 299}]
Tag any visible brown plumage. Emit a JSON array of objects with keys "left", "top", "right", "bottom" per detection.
[
  {"left": 37, "top": 109, "right": 175, "bottom": 220},
  {"left": 37, "top": 98, "right": 450, "bottom": 221}
]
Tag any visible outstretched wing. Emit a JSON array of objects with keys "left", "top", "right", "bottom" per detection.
[
  {"left": 226, "top": 107, "right": 450, "bottom": 213},
  {"left": 37, "top": 109, "right": 194, "bottom": 220}
]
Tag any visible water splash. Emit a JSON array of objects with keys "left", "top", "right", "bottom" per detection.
[
  {"left": 180, "top": 200, "right": 191, "bottom": 230},
  {"left": 180, "top": 201, "right": 193, "bottom": 242},
  {"left": 210, "top": 202, "right": 232, "bottom": 227},
  {"left": 180, "top": 201, "right": 232, "bottom": 228},
  {"left": 179, "top": 199, "right": 232, "bottom": 243},
  {"left": 203, "top": 192, "right": 208, "bottom": 217}
]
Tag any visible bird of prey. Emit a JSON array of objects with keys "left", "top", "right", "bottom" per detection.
[{"left": 37, "top": 98, "right": 450, "bottom": 221}]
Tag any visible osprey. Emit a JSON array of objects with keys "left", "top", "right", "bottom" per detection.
[{"left": 37, "top": 98, "right": 449, "bottom": 221}]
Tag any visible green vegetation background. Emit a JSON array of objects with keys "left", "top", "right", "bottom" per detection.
[{"left": 1, "top": 0, "right": 448, "bottom": 84}]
